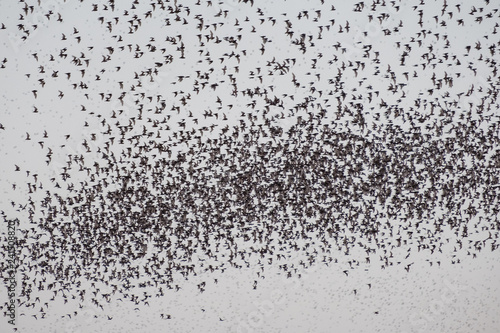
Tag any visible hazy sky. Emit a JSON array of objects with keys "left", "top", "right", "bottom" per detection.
[{"left": 1, "top": 0, "right": 499, "bottom": 332}]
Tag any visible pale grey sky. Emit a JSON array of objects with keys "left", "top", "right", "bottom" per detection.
[{"left": 1, "top": 0, "right": 499, "bottom": 332}]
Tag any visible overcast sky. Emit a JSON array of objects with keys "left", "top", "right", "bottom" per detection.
[{"left": 1, "top": 0, "right": 500, "bottom": 332}]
